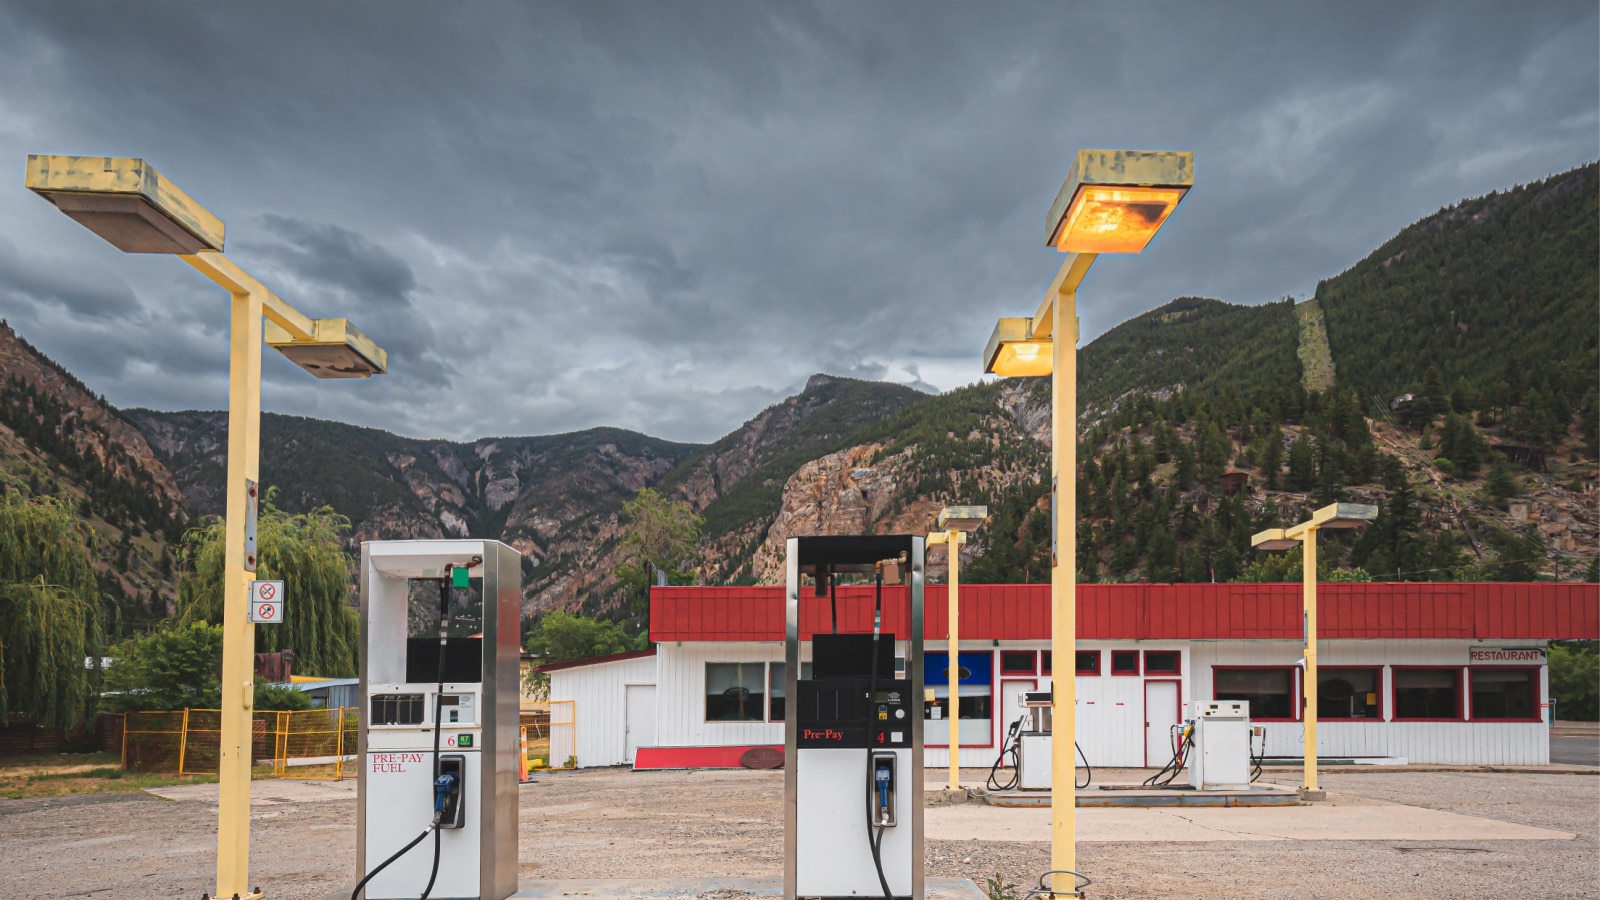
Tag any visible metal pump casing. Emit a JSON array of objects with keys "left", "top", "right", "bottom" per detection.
[
  {"left": 784, "top": 534, "right": 925, "bottom": 900},
  {"left": 357, "top": 540, "right": 521, "bottom": 900}
]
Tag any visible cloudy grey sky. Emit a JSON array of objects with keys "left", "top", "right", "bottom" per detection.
[{"left": 0, "top": 2, "right": 1594, "bottom": 444}]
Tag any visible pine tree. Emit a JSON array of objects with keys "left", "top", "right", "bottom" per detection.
[{"left": 1261, "top": 426, "right": 1283, "bottom": 490}]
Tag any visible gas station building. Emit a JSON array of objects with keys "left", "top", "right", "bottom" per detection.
[{"left": 543, "top": 581, "right": 1597, "bottom": 770}]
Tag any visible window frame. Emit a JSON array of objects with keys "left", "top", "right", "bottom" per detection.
[
  {"left": 1143, "top": 650, "right": 1181, "bottom": 676},
  {"left": 1075, "top": 649, "right": 1101, "bottom": 676},
  {"left": 1040, "top": 651, "right": 1052, "bottom": 675},
  {"left": 999, "top": 650, "right": 1038, "bottom": 676},
  {"left": 1314, "top": 666, "right": 1384, "bottom": 721},
  {"left": 1110, "top": 649, "right": 1141, "bottom": 676},
  {"left": 1391, "top": 665, "right": 1465, "bottom": 722},
  {"left": 1467, "top": 666, "right": 1542, "bottom": 722},
  {"left": 1212, "top": 665, "right": 1299, "bottom": 722}
]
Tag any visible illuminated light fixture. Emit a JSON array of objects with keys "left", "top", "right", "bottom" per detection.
[
  {"left": 26, "top": 155, "right": 225, "bottom": 254},
  {"left": 982, "top": 317, "right": 1052, "bottom": 377},
  {"left": 265, "top": 318, "right": 388, "bottom": 378},
  {"left": 1044, "top": 149, "right": 1194, "bottom": 253}
]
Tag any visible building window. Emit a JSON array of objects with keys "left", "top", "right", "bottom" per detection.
[
  {"left": 1394, "top": 668, "right": 1462, "bottom": 720},
  {"left": 705, "top": 662, "right": 765, "bottom": 722},
  {"left": 1318, "top": 668, "right": 1380, "bottom": 719},
  {"left": 1215, "top": 667, "right": 1295, "bottom": 720},
  {"left": 1076, "top": 650, "right": 1100, "bottom": 675},
  {"left": 1041, "top": 651, "right": 1051, "bottom": 675},
  {"left": 1000, "top": 650, "right": 1037, "bottom": 676},
  {"left": 924, "top": 651, "right": 994, "bottom": 745},
  {"left": 1470, "top": 668, "right": 1538, "bottom": 720},
  {"left": 1144, "top": 651, "right": 1180, "bottom": 675},
  {"left": 1110, "top": 650, "right": 1141, "bottom": 676}
]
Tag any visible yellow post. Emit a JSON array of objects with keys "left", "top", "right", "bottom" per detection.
[
  {"left": 178, "top": 707, "right": 190, "bottom": 775},
  {"left": 215, "top": 287, "right": 263, "bottom": 898},
  {"left": 947, "top": 529, "right": 960, "bottom": 791},
  {"left": 1301, "top": 527, "right": 1319, "bottom": 793},
  {"left": 1050, "top": 281, "right": 1081, "bottom": 893}
]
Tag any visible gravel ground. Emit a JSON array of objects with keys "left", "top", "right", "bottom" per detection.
[{"left": 0, "top": 767, "right": 1594, "bottom": 899}]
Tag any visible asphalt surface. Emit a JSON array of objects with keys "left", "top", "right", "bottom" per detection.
[{"left": 1551, "top": 734, "right": 1600, "bottom": 767}]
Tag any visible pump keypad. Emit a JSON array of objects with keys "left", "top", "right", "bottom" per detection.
[{"left": 796, "top": 678, "right": 913, "bottom": 748}]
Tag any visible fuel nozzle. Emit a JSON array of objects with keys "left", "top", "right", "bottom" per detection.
[
  {"left": 433, "top": 770, "right": 460, "bottom": 825},
  {"left": 870, "top": 752, "right": 896, "bottom": 827}
]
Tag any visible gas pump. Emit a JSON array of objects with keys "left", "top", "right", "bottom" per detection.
[
  {"left": 352, "top": 540, "right": 522, "bottom": 900},
  {"left": 784, "top": 535, "right": 924, "bottom": 900}
]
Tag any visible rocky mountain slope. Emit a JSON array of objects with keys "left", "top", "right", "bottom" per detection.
[
  {"left": 127, "top": 409, "right": 700, "bottom": 586},
  {"left": 0, "top": 322, "right": 188, "bottom": 633},
  {"left": 5, "top": 163, "right": 1593, "bottom": 629}
]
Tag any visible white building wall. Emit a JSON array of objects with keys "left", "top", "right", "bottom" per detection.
[
  {"left": 549, "top": 653, "right": 658, "bottom": 768},
  {"left": 561, "top": 637, "right": 1550, "bottom": 769},
  {"left": 1190, "top": 639, "right": 1549, "bottom": 765},
  {"left": 655, "top": 641, "right": 789, "bottom": 748}
]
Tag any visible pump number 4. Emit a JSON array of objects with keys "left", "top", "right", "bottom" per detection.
[{"left": 248, "top": 580, "right": 285, "bottom": 624}]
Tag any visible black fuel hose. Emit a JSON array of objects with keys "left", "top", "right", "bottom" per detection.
[{"left": 864, "top": 567, "right": 893, "bottom": 900}]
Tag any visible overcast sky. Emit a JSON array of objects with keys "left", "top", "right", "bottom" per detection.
[{"left": 0, "top": 2, "right": 1594, "bottom": 444}]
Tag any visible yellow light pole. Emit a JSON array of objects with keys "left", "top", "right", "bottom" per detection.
[
  {"left": 981, "top": 150, "right": 1193, "bottom": 897},
  {"left": 928, "top": 505, "right": 989, "bottom": 792},
  {"left": 1251, "top": 502, "right": 1377, "bottom": 799},
  {"left": 27, "top": 156, "right": 388, "bottom": 900}
]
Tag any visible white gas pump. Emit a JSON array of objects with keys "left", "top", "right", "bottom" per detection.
[
  {"left": 352, "top": 540, "right": 521, "bottom": 900},
  {"left": 1185, "top": 701, "right": 1252, "bottom": 791},
  {"left": 784, "top": 535, "right": 924, "bottom": 900},
  {"left": 1015, "top": 690, "right": 1053, "bottom": 791}
]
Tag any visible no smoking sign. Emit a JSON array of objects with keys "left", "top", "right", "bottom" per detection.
[{"left": 248, "top": 580, "right": 285, "bottom": 624}]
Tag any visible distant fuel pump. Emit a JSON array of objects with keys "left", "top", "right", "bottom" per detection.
[
  {"left": 785, "top": 535, "right": 925, "bottom": 900},
  {"left": 351, "top": 540, "right": 522, "bottom": 900}
]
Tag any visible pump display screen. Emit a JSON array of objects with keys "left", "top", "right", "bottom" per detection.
[{"left": 405, "top": 637, "right": 483, "bottom": 683}]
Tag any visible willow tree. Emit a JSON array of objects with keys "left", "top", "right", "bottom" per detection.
[
  {"left": 176, "top": 492, "right": 358, "bottom": 677},
  {"left": 0, "top": 493, "right": 105, "bottom": 729}
]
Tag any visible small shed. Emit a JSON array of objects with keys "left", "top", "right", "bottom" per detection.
[{"left": 1220, "top": 470, "right": 1249, "bottom": 496}]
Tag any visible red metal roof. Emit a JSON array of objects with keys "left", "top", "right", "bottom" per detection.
[{"left": 650, "top": 582, "right": 1599, "bottom": 642}]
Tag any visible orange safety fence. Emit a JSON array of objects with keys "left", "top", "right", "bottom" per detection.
[
  {"left": 121, "top": 707, "right": 356, "bottom": 779},
  {"left": 270, "top": 707, "right": 359, "bottom": 780}
]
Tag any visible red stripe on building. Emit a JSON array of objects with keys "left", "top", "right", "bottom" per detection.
[{"left": 650, "top": 582, "right": 1599, "bottom": 642}]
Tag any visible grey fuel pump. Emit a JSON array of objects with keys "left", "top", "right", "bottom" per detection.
[{"left": 784, "top": 535, "right": 925, "bottom": 900}]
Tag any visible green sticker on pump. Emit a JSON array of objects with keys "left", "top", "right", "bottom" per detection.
[
  {"left": 457, "top": 733, "right": 473, "bottom": 747},
  {"left": 452, "top": 566, "right": 470, "bottom": 589}
]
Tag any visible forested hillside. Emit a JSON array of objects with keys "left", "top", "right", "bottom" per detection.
[{"left": 0, "top": 323, "right": 188, "bottom": 636}]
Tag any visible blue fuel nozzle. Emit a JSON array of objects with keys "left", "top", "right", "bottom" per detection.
[{"left": 434, "top": 770, "right": 460, "bottom": 818}]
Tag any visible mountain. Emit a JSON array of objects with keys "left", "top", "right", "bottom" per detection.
[
  {"left": 127, "top": 409, "right": 700, "bottom": 590},
  {"left": 5, "top": 163, "right": 1592, "bottom": 631},
  {"left": 0, "top": 322, "right": 189, "bottom": 634}
]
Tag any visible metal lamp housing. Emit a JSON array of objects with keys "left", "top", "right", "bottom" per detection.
[
  {"left": 936, "top": 505, "right": 990, "bottom": 533},
  {"left": 266, "top": 318, "right": 388, "bottom": 378},
  {"left": 982, "top": 317, "right": 1052, "bottom": 378},
  {"left": 26, "top": 156, "right": 225, "bottom": 254},
  {"left": 1045, "top": 150, "right": 1194, "bottom": 254}
]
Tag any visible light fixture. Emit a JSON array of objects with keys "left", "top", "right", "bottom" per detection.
[
  {"left": 982, "top": 317, "right": 1052, "bottom": 377},
  {"left": 1250, "top": 528, "right": 1300, "bottom": 551},
  {"left": 936, "top": 505, "right": 990, "bottom": 533},
  {"left": 1044, "top": 150, "right": 1193, "bottom": 254},
  {"left": 266, "top": 318, "right": 388, "bottom": 378},
  {"left": 26, "top": 155, "right": 225, "bottom": 254}
]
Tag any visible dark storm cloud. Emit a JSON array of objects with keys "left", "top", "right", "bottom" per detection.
[{"left": 0, "top": 1, "right": 1593, "bottom": 443}]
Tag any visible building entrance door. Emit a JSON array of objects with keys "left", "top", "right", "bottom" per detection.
[
  {"left": 1144, "top": 680, "right": 1181, "bottom": 767},
  {"left": 624, "top": 684, "right": 656, "bottom": 764}
]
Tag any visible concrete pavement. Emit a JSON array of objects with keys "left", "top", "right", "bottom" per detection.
[{"left": 925, "top": 794, "right": 1578, "bottom": 843}]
